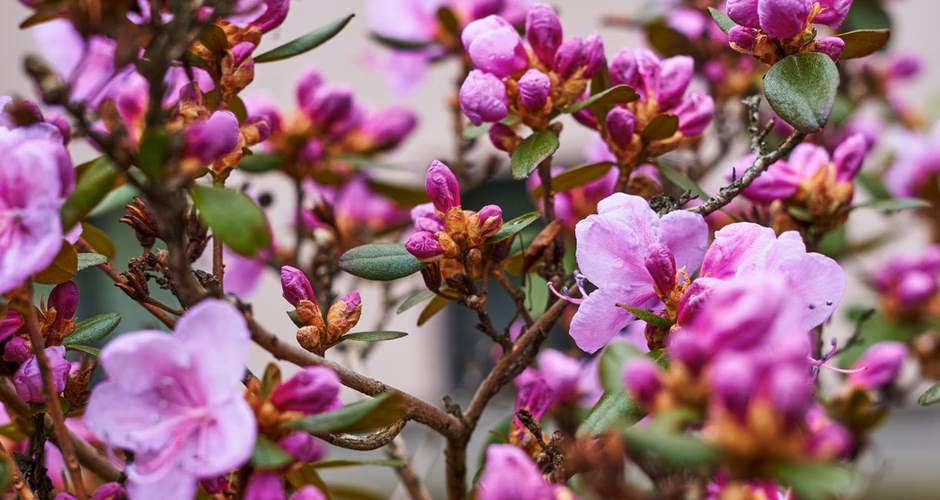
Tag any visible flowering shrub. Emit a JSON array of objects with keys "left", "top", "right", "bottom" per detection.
[{"left": 0, "top": 0, "right": 936, "bottom": 498}]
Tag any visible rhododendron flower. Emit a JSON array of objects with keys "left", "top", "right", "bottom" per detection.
[
  {"left": 13, "top": 346, "right": 71, "bottom": 403},
  {"left": 85, "top": 300, "right": 256, "bottom": 500},
  {"left": 726, "top": 0, "right": 852, "bottom": 40},
  {"left": 874, "top": 245, "right": 940, "bottom": 317},
  {"left": 270, "top": 366, "right": 342, "bottom": 415},
  {"left": 478, "top": 444, "right": 576, "bottom": 500},
  {"left": 885, "top": 121, "right": 940, "bottom": 198},
  {"left": 847, "top": 342, "right": 908, "bottom": 390}
]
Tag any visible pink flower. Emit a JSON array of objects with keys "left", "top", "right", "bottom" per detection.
[
  {"left": 426, "top": 160, "right": 462, "bottom": 213},
  {"left": 281, "top": 266, "right": 316, "bottom": 307},
  {"left": 478, "top": 445, "right": 572, "bottom": 500},
  {"left": 463, "top": 16, "right": 529, "bottom": 78},
  {"left": 847, "top": 341, "right": 908, "bottom": 390},
  {"left": 84, "top": 299, "right": 256, "bottom": 500},
  {"left": 13, "top": 346, "right": 71, "bottom": 403},
  {"left": 525, "top": 3, "right": 562, "bottom": 66},
  {"left": 0, "top": 123, "right": 74, "bottom": 294},
  {"left": 183, "top": 111, "right": 241, "bottom": 164},
  {"left": 874, "top": 246, "right": 940, "bottom": 310},
  {"left": 518, "top": 69, "right": 551, "bottom": 111},
  {"left": 270, "top": 366, "right": 342, "bottom": 415},
  {"left": 459, "top": 70, "right": 509, "bottom": 126}
]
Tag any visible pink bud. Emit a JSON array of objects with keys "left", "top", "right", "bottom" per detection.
[
  {"left": 525, "top": 4, "right": 563, "bottom": 67},
  {"left": 703, "top": 60, "right": 726, "bottom": 86},
  {"left": 813, "top": 0, "right": 853, "bottom": 29},
  {"left": 758, "top": 0, "right": 811, "bottom": 39},
  {"left": 656, "top": 56, "right": 694, "bottom": 110},
  {"left": 461, "top": 15, "right": 512, "bottom": 51},
  {"left": 305, "top": 86, "right": 354, "bottom": 131},
  {"left": 291, "top": 487, "right": 327, "bottom": 500},
  {"left": 514, "top": 376, "right": 553, "bottom": 423},
  {"left": 554, "top": 36, "right": 585, "bottom": 80},
  {"left": 768, "top": 364, "right": 812, "bottom": 428},
  {"left": 807, "top": 418, "right": 853, "bottom": 459},
  {"left": 405, "top": 232, "right": 445, "bottom": 261},
  {"left": 184, "top": 110, "right": 241, "bottom": 163},
  {"left": 244, "top": 115, "right": 271, "bottom": 144},
  {"left": 279, "top": 432, "right": 326, "bottom": 463},
  {"left": 252, "top": 0, "right": 290, "bottom": 33},
  {"left": 411, "top": 203, "right": 445, "bottom": 233},
  {"left": 46, "top": 113, "right": 72, "bottom": 145},
  {"left": 582, "top": 33, "right": 605, "bottom": 79},
  {"left": 244, "top": 472, "right": 286, "bottom": 500},
  {"left": 4, "top": 337, "right": 30, "bottom": 363},
  {"left": 623, "top": 357, "right": 661, "bottom": 406},
  {"left": 488, "top": 122, "right": 518, "bottom": 152},
  {"left": 14, "top": 346, "right": 70, "bottom": 403},
  {"left": 832, "top": 133, "right": 866, "bottom": 183},
  {"left": 709, "top": 352, "right": 758, "bottom": 420},
  {"left": 888, "top": 55, "right": 922, "bottom": 80},
  {"left": 644, "top": 243, "right": 677, "bottom": 295},
  {"left": 339, "top": 291, "right": 361, "bottom": 314},
  {"left": 91, "top": 483, "right": 126, "bottom": 500},
  {"left": 360, "top": 107, "right": 417, "bottom": 150},
  {"left": 270, "top": 366, "right": 342, "bottom": 415},
  {"left": 295, "top": 67, "right": 324, "bottom": 111},
  {"left": 299, "top": 139, "right": 324, "bottom": 164},
  {"left": 459, "top": 70, "right": 509, "bottom": 126},
  {"left": 0, "top": 311, "right": 22, "bottom": 343},
  {"left": 729, "top": 25, "right": 760, "bottom": 53},
  {"left": 726, "top": 0, "right": 761, "bottom": 29},
  {"left": 848, "top": 341, "right": 908, "bottom": 390},
  {"left": 48, "top": 281, "right": 79, "bottom": 328},
  {"left": 471, "top": 25, "right": 529, "bottom": 78},
  {"left": 675, "top": 90, "right": 715, "bottom": 136},
  {"left": 478, "top": 205, "right": 503, "bottom": 238},
  {"left": 816, "top": 37, "right": 845, "bottom": 62},
  {"left": 518, "top": 69, "right": 550, "bottom": 111},
  {"left": 281, "top": 266, "right": 315, "bottom": 307},
  {"left": 609, "top": 49, "right": 638, "bottom": 88},
  {"left": 231, "top": 41, "right": 256, "bottom": 67},
  {"left": 244, "top": 93, "right": 282, "bottom": 135},
  {"left": 199, "top": 477, "right": 229, "bottom": 495},
  {"left": 605, "top": 107, "right": 636, "bottom": 151},
  {"left": 426, "top": 160, "right": 461, "bottom": 212}
]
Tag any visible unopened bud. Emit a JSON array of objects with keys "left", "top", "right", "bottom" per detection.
[
  {"left": 426, "top": 160, "right": 461, "bottom": 213},
  {"left": 488, "top": 122, "right": 519, "bottom": 153},
  {"left": 244, "top": 472, "right": 286, "bottom": 500},
  {"left": 623, "top": 357, "right": 661, "bottom": 407},
  {"left": 526, "top": 4, "right": 563, "bottom": 66},
  {"left": 183, "top": 111, "right": 240, "bottom": 164},
  {"left": 644, "top": 243, "right": 676, "bottom": 295},
  {"left": 459, "top": 70, "right": 509, "bottom": 126},
  {"left": 270, "top": 366, "right": 342, "bottom": 415},
  {"left": 605, "top": 107, "right": 636, "bottom": 151},
  {"left": 816, "top": 37, "right": 845, "bottom": 62},
  {"left": 406, "top": 232, "right": 445, "bottom": 261},
  {"left": 281, "top": 266, "right": 315, "bottom": 307},
  {"left": 278, "top": 432, "right": 326, "bottom": 463},
  {"left": 675, "top": 90, "right": 714, "bottom": 136},
  {"left": 518, "top": 69, "right": 551, "bottom": 111},
  {"left": 326, "top": 292, "right": 362, "bottom": 341}
]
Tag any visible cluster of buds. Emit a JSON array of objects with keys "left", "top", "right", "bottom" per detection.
[
  {"left": 458, "top": 3, "right": 605, "bottom": 131},
  {"left": 873, "top": 245, "right": 940, "bottom": 322},
  {"left": 725, "top": 0, "right": 853, "bottom": 65},
  {"left": 573, "top": 48, "right": 715, "bottom": 168},
  {"left": 732, "top": 134, "right": 867, "bottom": 235},
  {"left": 281, "top": 266, "right": 362, "bottom": 355},
  {"left": 246, "top": 67, "right": 417, "bottom": 182},
  {"left": 188, "top": 20, "right": 263, "bottom": 106},
  {"left": 405, "top": 161, "right": 503, "bottom": 277}
]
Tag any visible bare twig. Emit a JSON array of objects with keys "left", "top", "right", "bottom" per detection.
[
  {"left": 0, "top": 437, "right": 35, "bottom": 500},
  {"left": 42, "top": 416, "right": 122, "bottom": 483}
]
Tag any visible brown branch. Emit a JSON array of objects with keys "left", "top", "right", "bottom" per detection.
[
  {"left": 537, "top": 156, "right": 555, "bottom": 221},
  {"left": 0, "top": 379, "right": 33, "bottom": 436},
  {"left": 43, "top": 416, "right": 122, "bottom": 484},
  {"left": 92, "top": 262, "right": 177, "bottom": 329},
  {"left": 316, "top": 419, "right": 407, "bottom": 451},
  {"left": 0, "top": 437, "right": 35, "bottom": 500}
]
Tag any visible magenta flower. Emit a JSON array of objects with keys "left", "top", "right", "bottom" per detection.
[
  {"left": 278, "top": 431, "right": 326, "bottom": 463},
  {"left": 183, "top": 110, "right": 241, "bottom": 164},
  {"left": 459, "top": 69, "right": 510, "bottom": 126},
  {"left": 727, "top": 0, "right": 851, "bottom": 40},
  {"left": 569, "top": 193, "right": 709, "bottom": 353},
  {"left": 518, "top": 69, "right": 551, "bottom": 111},
  {"left": 245, "top": 472, "right": 287, "bottom": 500},
  {"left": 478, "top": 444, "right": 574, "bottom": 500},
  {"left": 426, "top": 160, "right": 461, "bottom": 213},
  {"left": 251, "top": 0, "right": 290, "bottom": 32},
  {"left": 85, "top": 299, "right": 256, "bottom": 500},
  {"left": 270, "top": 366, "right": 342, "bottom": 415},
  {"left": 463, "top": 15, "right": 529, "bottom": 78},
  {"left": 13, "top": 346, "right": 71, "bottom": 403},
  {"left": 0, "top": 123, "right": 75, "bottom": 295},
  {"left": 623, "top": 357, "right": 662, "bottom": 406},
  {"left": 525, "top": 3, "right": 562, "bottom": 66},
  {"left": 874, "top": 245, "right": 940, "bottom": 311},
  {"left": 885, "top": 121, "right": 940, "bottom": 197},
  {"left": 847, "top": 341, "right": 908, "bottom": 390}
]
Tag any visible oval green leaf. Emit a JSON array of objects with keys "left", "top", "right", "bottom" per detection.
[
  {"left": 63, "top": 312, "right": 122, "bottom": 346},
  {"left": 61, "top": 157, "right": 119, "bottom": 230},
  {"left": 190, "top": 184, "right": 272, "bottom": 257},
  {"left": 80, "top": 222, "right": 116, "bottom": 259},
  {"left": 510, "top": 130, "right": 560, "bottom": 180},
  {"left": 577, "top": 391, "right": 645, "bottom": 437},
  {"left": 616, "top": 303, "right": 673, "bottom": 330},
  {"left": 250, "top": 434, "right": 294, "bottom": 469},
  {"left": 33, "top": 241, "right": 77, "bottom": 285},
  {"left": 137, "top": 128, "right": 170, "bottom": 179},
  {"left": 238, "top": 153, "right": 283, "bottom": 173},
  {"left": 341, "top": 331, "right": 408, "bottom": 342},
  {"left": 599, "top": 342, "right": 642, "bottom": 393},
  {"left": 918, "top": 380, "right": 940, "bottom": 406},
  {"left": 764, "top": 52, "right": 840, "bottom": 133},
  {"left": 836, "top": 29, "right": 890, "bottom": 60},
  {"left": 647, "top": 22, "right": 694, "bottom": 57},
  {"left": 76, "top": 253, "right": 108, "bottom": 272},
  {"left": 562, "top": 85, "right": 640, "bottom": 114},
  {"left": 655, "top": 162, "right": 709, "bottom": 199},
  {"left": 397, "top": 290, "right": 436, "bottom": 314},
  {"left": 707, "top": 7, "right": 738, "bottom": 34},
  {"left": 641, "top": 114, "right": 679, "bottom": 142},
  {"left": 851, "top": 197, "right": 928, "bottom": 212},
  {"left": 530, "top": 162, "right": 615, "bottom": 200},
  {"left": 255, "top": 14, "right": 355, "bottom": 63},
  {"left": 286, "top": 393, "right": 407, "bottom": 434},
  {"left": 370, "top": 33, "right": 433, "bottom": 51},
  {"left": 65, "top": 345, "right": 100, "bottom": 357},
  {"left": 485, "top": 210, "right": 542, "bottom": 244},
  {"left": 774, "top": 463, "right": 854, "bottom": 500},
  {"left": 339, "top": 243, "right": 427, "bottom": 281}
]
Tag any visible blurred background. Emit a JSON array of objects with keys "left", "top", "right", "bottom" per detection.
[{"left": 4, "top": 0, "right": 940, "bottom": 498}]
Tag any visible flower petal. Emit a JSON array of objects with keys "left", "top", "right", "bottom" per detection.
[
  {"left": 575, "top": 193, "right": 659, "bottom": 289},
  {"left": 173, "top": 299, "right": 250, "bottom": 401},
  {"left": 179, "top": 397, "right": 257, "bottom": 477},
  {"left": 569, "top": 284, "right": 659, "bottom": 354},
  {"left": 700, "top": 223, "right": 776, "bottom": 280}
]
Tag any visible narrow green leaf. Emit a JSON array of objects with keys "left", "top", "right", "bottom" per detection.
[
  {"left": 836, "top": 29, "right": 891, "bottom": 59},
  {"left": 616, "top": 303, "right": 673, "bottom": 329},
  {"left": 418, "top": 294, "right": 451, "bottom": 326},
  {"left": 622, "top": 425, "right": 721, "bottom": 466},
  {"left": 339, "top": 243, "right": 427, "bottom": 281},
  {"left": 856, "top": 172, "right": 892, "bottom": 201},
  {"left": 228, "top": 95, "right": 248, "bottom": 123},
  {"left": 707, "top": 7, "right": 738, "bottom": 34},
  {"left": 238, "top": 153, "right": 283, "bottom": 173},
  {"left": 485, "top": 211, "right": 542, "bottom": 244},
  {"left": 577, "top": 391, "right": 645, "bottom": 437},
  {"left": 852, "top": 198, "right": 928, "bottom": 212},
  {"left": 530, "top": 162, "right": 615, "bottom": 200},
  {"left": 65, "top": 345, "right": 100, "bottom": 357},
  {"left": 76, "top": 253, "right": 108, "bottom": 272},
  {"left": 80, "top": 223, "right": 116, "bottom": 260},
  {"left": 774, "top": 463, "right": 854, "bottom": 500},
  {"left": 656, "top": 162, "right": 710, "bottom": 199},
  {"left": 190, "top": 184, "right": 272, "bottom": 257},
  {"left": 63, "top": 313, "right": 122, "bottom": 346},
  {"left": 137, "top": 128, "right": 170, "bottom": 179},
  {"left": 562, "top": 85, "right": 640, "bottom": 114},
  {"left": 287, "top": 310, "right": 305, "bottom": 328},
  {"left": 510, "top": 130, "right": 560, "bottom": 180},
  {"left": 310, "top": 459, "right": 405, "bottom": 469},
  {"left": 33, "top": 241, "right": 77, "bottom": 285},
  {"left": 369, "top": 33, "right": 433, "bottom": 51},
  {"left": 250, "top": 435, "right": 294, "bottom": 469},
  {"left": 764, "top": 52, "right": 840, "bottom": 133},
  {"left": 599, "top": 343, "right": 642, "bottom": 393},
  {"left": 200, "top": 24, "right": 229, "bottom": 54},
  {"left": 463, "top": 123, "right": 489, "bottom": 140},
  {"left": 918, "top": 380, "right": 940, "bottom": 406},
  {"left": 646, "top": 23, "right": 694, "bottom": 57},
  {"left": 261, "top": 363, "right": 281, "bottom": 397},
  {"left": 88, "top": 183, "right": 139, "bottom": 218},
  {"left": 589, "top": 61, "right": 612, "bottom": 127},
  {"left": 286, "top": 393, "right": 407, "bottom": 434},
  {"left": 61, "top": 157, "right": 120, "bottom": 230},
  {"left": 256, "top": 14, "right": 355, "bottom": 63},
  {"left": 641, "top": 114, "right": 679, "bottom": 142},
  {"left": 397, "top": 290, "right": 436, "bottom": 314},
  {"left": 341, "top": 331, "right": 408, "bottom": 342},
  {"left": 20, "top": 11, "right": 60, "bottom": 29}
]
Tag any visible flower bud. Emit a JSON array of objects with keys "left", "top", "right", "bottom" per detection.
[
  {"left": 467, "top": 24, "right": 529, "bottom": 78},
  {"left": 488, "top": 122, "right": 519, "bottom": 153},
  {"left": 623, "top": 357, "right": 661, "bottom": 406},
  {"left": 728, "top": 26, "right": 760, "bottom": 54},
  {"left": 14, "top": 346, "right": 70, "bottom": 403},
  {"left": 305, "top": 86, "right": 354, "bottom": 131},
  {"left": 703, "top": 60, "right": 726, "bottom": 86},
  {"left": 461, "top": 15, "right": 513, "bottom": 51},
  {"left": 477, "top": 205, "right": 503, "bottom": 238},
  {"left": 807, "top": 419, "right": 853, "bottom": 459},
  {"left": 231, "top": 41, "right": 256, "bottom": 67},
  {"left": 768, "top": 364, "right": 812, "bottom": 428},
  {"left": 426, "top": 160, "right": 461, "bottom": 213},
  {"left": 295, "top": 68, "right": 324, "bottom": 111},
  {"left": 411, "top": 203, "right": 445, "bottom": 233},
  {"left": 605, "top": 107, "right": 636, "bottom": 151},
  {"left": 517, "top": 69, "right": 550, "bottom": 111},
  {"left": 270, "top": 366, "right": 342, "bottom": 415},
  {"left": 459, "top": 70, "right": 509, "bottom": 126},
  {"left": 758, "top": 0, "right": 811, "bottom": 39},
  {"left": 299, "top": 139, "right": 324, "bottom": 164},
  {"left": 199, "top": 477, "right": 229, "bottom": 495},
  {"left": 244, "top": 94, "right": 282, "bottom": 135},
  {"left": 327, "top": 292, "right": 362, "bottom": 340},
  {"left": 709, "top": 352, "right": 758, "bottom": 420},
  {"left": 405, "top": 232, "right": 445, "bottom": 261},
  {"left": 281, "top": 266, "right": 316, "bottom": 307},
  {"left": 183, "top": 111, "right": 240, "bottom": 164},
  {"left": 554, "top": 36, "right": 585, "bottom": 80},
  {"left": 609, "top": 49, "right": 638, "bottom": 88},
  {"left": 4, "top": 337, "right": 30, "bottom": 363},
  {"left": 644, "top": 243, "right": 677, "bottom": 295},
  {"left": 291, "top": 487, "right": 327, "bottom": 500},
  {"left": 0, "top": 311, "right": 22, "bottom": 342},
  {"left": 49, "top": 281, "right": 79, "bottom": 328},
  {"left": 244, "top": 472, "right": 286, "bottom": 500},
  {"left": 91, "top": 483, "right": 126, "bottom": 500},
  {"left": 656, "top": 56, "right": 694, "bottom": 110},
  {"left": 832, "top": 133, "right": 866, "bottom": 183},
  {"left": 526, "top": 4, "right": 563, "bottom": 66},
  {"left": 814, "top": 0, "right": 853, "bottom": 29},
  {"left": 46, "top": 113, "right": 71, "bottom": 145},
  {"left": 360, "top": 107, "right": 417, "bottom": 151},
  {"left": 252, "top": 0, "right": 290, "bottom": 33},
  {"left": 582, "top": 33, "right": 605, "bottom": 79},
  {"left": 675, "top": 90, "right": 714, "bottom": 136},
  {"left": 279, "top": 432, "right": 326, "bottom": 463},
  {"left": 888, "top": 55, "right": 922, "bottom": 80},
  {"left": 816, "top": 37, "right": 845, "bottom": 62},
  {"left": 848, "top": 341, "right": 908, "bottom": 390}
]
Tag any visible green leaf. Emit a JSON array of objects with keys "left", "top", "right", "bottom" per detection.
[
  {"left": 599, "top": 343, "right": 642, "bottom": 393},
  {"left": 61, "top": 157, "right": 120, "bottom": 230},
  {"left": 238, "top": 153, "right": 283, "bottom": 173},
  {"left": 774, "top": 463, "right": 854, "bottom": 500},
  {"left": 510, "top": 130, "right": 560, "bottom": 180},
  {"left": 200, "top": 24, "right": 229, "bottom": 54},
  {"left": 63, "top": 312, "right": 122, "bottom": 346},
  {"left": 530, "top": 162, "right": 615, "bottom": 200},
  {"left": 843, "top": 0, "right": 892, "bottom": 31},
  {"left": 310, "top": 459, "right": 405, "bottom": 469},
  {"left": 577, "top": 391, "right": 645, "bottom": 437},
  {"left": 641, "top": 114, "right": 679, "bottom": 142},
  {"left": 397, "top": 290, "right": 436, "bottom": 314},
  {"left": 562, "top": 85, "right": 640, "bottom": 114},
  {"left": 918, "top": 380, "right": 940, "bottom": 406},
  {"left": 80, "top": 223, "right": 116, "bottom": 260},
  {"left": 261, "top": 363, "right": 281, "bottom": 397},
  {"left": 616, "top": 303, "right": 673, "bottom": 330},
  {"left": 485, "top": 210, "right": 542, "bottom": 244},
  {"left": 190, "top": 184, "right": 272, "bottom": 257},
  {"left": 764, "top": 52, "right": 840, "bottom": 133},
  {"left": 137, "top": 128, "right": 170, "bottom": 179},
  {"left": 622, "top": 423, "right": 721, "bottom": 466},
  {"left": 856, "top": 172, "right": 892, "bottom": 201},
  {"left": 369, "top": 33, "right": 433, "bottom": 51},
  {"left": 76, "top": 253, "right": 108, "bottom": 272},
  {"left": 0, "top": 423, "right": 28, "bottom": 442},
  {"left": 656, "top": 162, "right": 709, "bottom": 199},
  {"left": 88, "top": 183, "right": 139, "bottom": 218},
  {"left": 339, "top": 243, "right": 427, "bottom": 281},
  {"left": 255, "top": 14, "right": 355, "bottom": 63},
  {"left": 65, "top": 345, "right": 100, "bottom": 357},
  {"left": 250, "top": 434, "right": 294, "bottom": 469},
  {"left": 463, "top": 123, "right": 489, "bottom": 140},
  {"left": 647, "top": 348, "right": 669, "bottom": 369},
  {"left": 287, "top": 310, "right": 305, "bottom": 328},
  {"left": 228, "top": 95, "right": 248, "bottom": 123},
  {"left": 836, "top": 29, "right": 891, "bottom": 60},
  {"left": 418, "top": 294, "right": 451, "bottom": 326},
  {"left": 286, "top": 393, "right": 407, "bottom": 434},
  {"left": 33, "top": 241, "right": 77, "bottom": 285},
  {"left": 341, "top": 331, "right": 408, "bottom": 342},
  {"left": 852, "top": 198, "right": 928, "bottom": 212},
  {"left": 707, "top": 7, "right": 738, "bottom": 34},
  {"left": 366, "top": 180, "right": 430, "bottom": 207},
  {"left": 20, "top": 11, "right": 60, "bottom": 29},
  {"left": 646, "top": 23, "right": 694, "bottom": 57},
  {"left": 589, "top": 62, "right": 612, "bottom": 126}
]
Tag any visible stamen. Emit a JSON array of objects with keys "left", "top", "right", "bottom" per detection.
[
  {"left": 808, "top": 337, "right": 868, "bottom": 379},
  {"left": 547, "top": 282, "right": 584, "bottom": 305}
]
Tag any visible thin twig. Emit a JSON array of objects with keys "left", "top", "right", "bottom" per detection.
[
  {"left": 43, "top": 416, "right": 122, "bottom": 483},
  {"left": 0, "top": 437, "right": 35, "bottom": 500}
]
